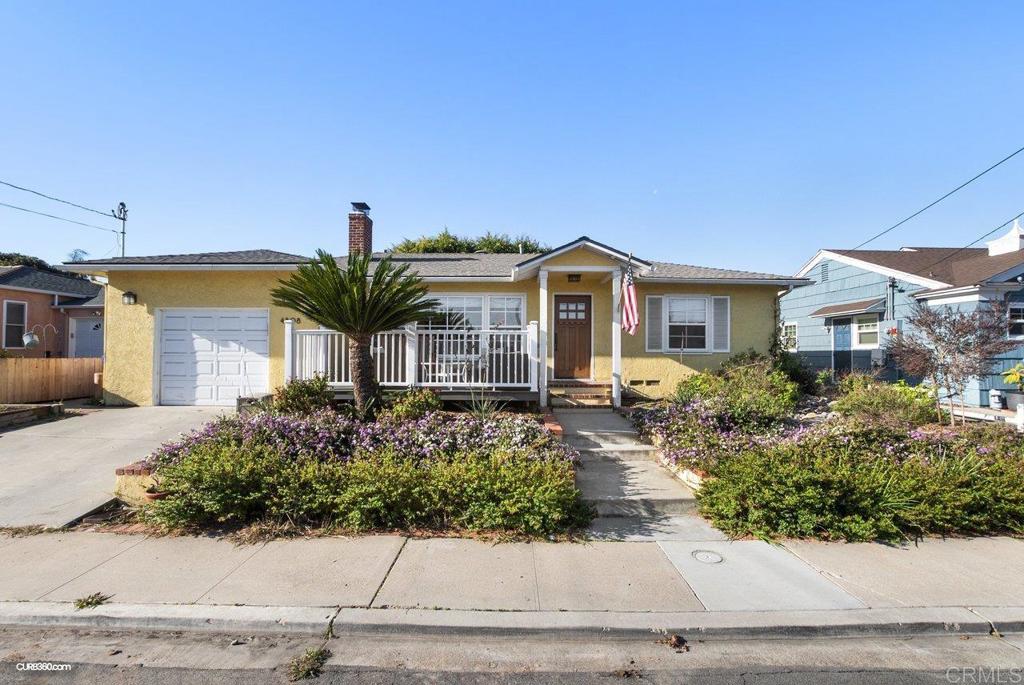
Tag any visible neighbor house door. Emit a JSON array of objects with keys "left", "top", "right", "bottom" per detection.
[
  {"left": 70, "top": 317, "right": 104, "bottom": 358},
  {"left": 832, "top": 317, "right": 852, "bottom": 374},
  {"left": 554, "top": 295, "right": 592, "bottom": 379}
]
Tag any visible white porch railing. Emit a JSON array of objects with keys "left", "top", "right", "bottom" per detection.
[{"left": 286, "top": 322, "right": 539, "bottom": 391}]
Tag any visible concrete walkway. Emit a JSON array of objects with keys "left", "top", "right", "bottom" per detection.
[
  {"left": 1, "top": 531, "right": 1022, "bottom": 639},
  {"left": 560, "top": 409, "right": 704, "bottom": 539},
  {"left": 0, "top": 406, "right": 223, "bottom": 528}
]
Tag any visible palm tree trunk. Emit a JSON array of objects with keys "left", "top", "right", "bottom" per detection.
[{"left": 349, "top": 335, "right": 378, "bottom": 416}]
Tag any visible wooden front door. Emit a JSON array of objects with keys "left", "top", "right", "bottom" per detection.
[{"left": 554, "top": 295, "right": 592, "bottom": 379}]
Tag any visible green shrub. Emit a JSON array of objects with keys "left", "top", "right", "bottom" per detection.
[
  {"left": 833, "top": 375, "right": 936, "bottom": 427},
  {"left": 697, "top": 426, "right": 1024, "bottom": 541},
  {"left": 775, "top": 352, "right": 820, "bottom": 395},
  {"left": 383, "top": 388, "right": 442, "bottom": 422},
  {"left": 675, "top": 356, "right": 800, "bottom": 429},
  {"left": 271, "top": 375, "right": 333, "bottom": 415},
  {"left": 146, "top": 442, "right": 586, "bottom": 536}
]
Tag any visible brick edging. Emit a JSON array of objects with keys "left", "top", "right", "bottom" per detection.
[
  {"left": 541, "top": 411, "right": 563, "bottom": 438},
  {"left": 115, "top": 461, "right": 154, "bottom": 477}
]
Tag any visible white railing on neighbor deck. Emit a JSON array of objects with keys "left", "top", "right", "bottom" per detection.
[{"left": 287, "top": 322, "right": 539, "bottom": 391}]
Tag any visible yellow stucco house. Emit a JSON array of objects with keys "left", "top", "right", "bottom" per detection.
[{"left": 67, "top": 203, "right": 806, "bottom": 408}]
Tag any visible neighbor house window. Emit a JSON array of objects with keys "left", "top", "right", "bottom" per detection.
[
  {"left": 1009, "top": 305, "right": 1024, "bottom": 338},
  {"left": 853, "top": 314, "right": 879, "bottom": 349},
  {"left": 3, "top": 300, "right": 27, "bottom": 348},
  {"left": 665, "top": 297, "right": 708, "bottom": 351},
  {"left": 424, "top": 295, "right": 525, "bottom": 330},
  {"left": 781, "top": 322, "right": 798, "bottom": 352}
]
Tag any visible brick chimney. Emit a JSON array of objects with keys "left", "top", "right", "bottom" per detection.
[{"left": 348, "top": 202, "right": 373, "bottom": 255}]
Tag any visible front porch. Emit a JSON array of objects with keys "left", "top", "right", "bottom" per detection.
[{"left": 282, "top": 257, "right": 632, "bottom": 407}]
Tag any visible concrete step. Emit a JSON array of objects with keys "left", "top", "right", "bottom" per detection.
[
  {"left": 576, "top": 446, "right": 658, "bottom": 462},
  {"left": 550, "top": 397, "right": 613, "bottom": 408},
  {"left": 575, "top": 458, "right": 697, "bottom": 517}
]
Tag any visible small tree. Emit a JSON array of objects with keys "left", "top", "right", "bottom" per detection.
[
  {"left": 271, "top": 250, "right": 439, "bottom": 415},
  {"left": 886, "top": 302, "right": 1018, "bottom": 425}
]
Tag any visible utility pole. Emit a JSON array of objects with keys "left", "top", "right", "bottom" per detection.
[{"left": 112, "top": 202, "right": 128, "bottom": 257}]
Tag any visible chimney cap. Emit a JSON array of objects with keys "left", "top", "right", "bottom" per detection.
[{"left": 350, "top": 201, "right": 371, "bottom": 214}]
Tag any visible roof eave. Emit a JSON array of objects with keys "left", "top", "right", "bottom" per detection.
[{"left": 63, "top": 263, "right": 305, "bottom": 273}]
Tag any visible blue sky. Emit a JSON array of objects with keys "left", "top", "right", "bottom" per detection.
[{"left": 2, "top": 1, "right": 1023, "bottom": 274}]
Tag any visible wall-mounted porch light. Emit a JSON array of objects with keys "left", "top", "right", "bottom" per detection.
[{"left": 121, "top": 291, "right": 137, "bottom": 305}]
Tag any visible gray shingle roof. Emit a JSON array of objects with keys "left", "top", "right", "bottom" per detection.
[
  {"left": 57, "top": 290, "right": 105, "bottom": 307},
  {"left": 0, "top": 265, "right": 102, "bottom": 298},
  {"left": 645, "top": 261, "right": 796, "bottom": 281},
  {"left": 67, "top": 245, "right": 800, "bottom": 283},
  {"left": 73, "top": 249, "right": 310, "bottom": 265},
  {"left": 338, "top": 252, "right": 541, "bottom": 277}
]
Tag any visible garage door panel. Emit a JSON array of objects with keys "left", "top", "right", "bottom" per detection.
[
  {"left": 160, "top": 309, "right": 269, "bottom": 406},
  {"left": 190, "top": 315, "right": 216, "bottom": 331}
]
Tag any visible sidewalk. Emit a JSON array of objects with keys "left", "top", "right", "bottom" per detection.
[{"left": 1, "top": 530, "right": 1022, "bottom": 639}]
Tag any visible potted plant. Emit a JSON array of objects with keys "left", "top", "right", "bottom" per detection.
[
  {"left": 1001, "top": 362, "right": 1024, "bottom": 410},
  {"left": 143, "top": 477, "right": 167, "bottom": 501}
]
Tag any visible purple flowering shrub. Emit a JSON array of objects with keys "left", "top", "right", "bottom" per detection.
[
  {"left": 143, "top": 409, "right": 585, "bottom": 535},
  {"left": 355, "top": 411, "right": 579, "bottom": 465},
  {"left": 145, "top": 409, "right": 358, "bottom": 470}
]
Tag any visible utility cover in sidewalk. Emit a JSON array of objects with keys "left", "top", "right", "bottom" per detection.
[{"left": 658, "top": 541, "right": 865, "bottom": 611}]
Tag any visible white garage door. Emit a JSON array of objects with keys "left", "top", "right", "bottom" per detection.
[{"left": 159, "top": 309, "right": 270, "bottom": 406}]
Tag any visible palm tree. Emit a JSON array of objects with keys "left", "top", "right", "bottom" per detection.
[{"left": 271, "top": 250, "right": 439, "bottom": 414}]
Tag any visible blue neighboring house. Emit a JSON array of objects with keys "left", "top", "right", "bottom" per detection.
[{"left": 779, "top": 221, "right": 1024, "bottom": 407}]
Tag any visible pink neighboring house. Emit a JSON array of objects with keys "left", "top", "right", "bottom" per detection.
[{"left": 0, "top": 265, "right": 104, "bottom": 358}]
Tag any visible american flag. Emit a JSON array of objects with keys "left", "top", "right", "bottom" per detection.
[{"left": 621, "top": 263, "right": 639, "bottom": 335}]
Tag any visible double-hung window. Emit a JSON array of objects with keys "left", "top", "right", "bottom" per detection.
[
  {"left": 425, "top": 295, "right": 525, "bottom": 330},
  {"left": 781, "top": 322, "right": 798, "bottom": 352},
  {"left": 853, "top": 314, "right": 879, "bottom": 349},
  {"left": 3, "top": 300, "right": 27, "bottom": 349},
  {"left": 666, "top": 297, "right": 708, "bottom": 352},
  {"left": 1009, "top": 305, "right": 1024, "bottom": 339},
  {"left": 646, "top": 295, "right": 730, "bottom": 353}
]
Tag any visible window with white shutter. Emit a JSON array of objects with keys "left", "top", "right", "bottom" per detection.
[
  {"left": 646, "top": 296, "right": 663, "bottom": 352},
  {"left": 711, "top": 297, "right": 730, "bottom": 352}
]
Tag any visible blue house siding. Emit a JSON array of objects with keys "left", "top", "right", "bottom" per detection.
[
  {"left": 779, "top": 259, "right": 922, "bottom": 375},
  {"left": 781, "top": 256, "right": 1024, "bottom": 407}
]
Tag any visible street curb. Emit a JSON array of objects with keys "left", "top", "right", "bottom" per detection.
[
  {"left": 0, "top": 602, "right": 335, "bottom": 635},
  {"left": 1, "top": 602, "right": 1020, "bottom": 640}
]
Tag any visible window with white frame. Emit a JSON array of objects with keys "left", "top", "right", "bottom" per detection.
[
  {"left": 853, "top": 314, "right": 879, "bottom": 349},
  {"left": 424, "top": 295, "right": 525, "bottom": 330},
  {"left": 781, "top": 322, "right": 798, "bottom": 352},
  {"left": 3, "top": 300, "right": 27, "bottom": 349},
  {"left": 1009, "top": 305, "right": 1024, "bottom": 339},
  {"left": 488, "top": 296, "right": 524, "bottom": 329},
  {"left": 666, "top": 297, "right": 708, "bottom": 351}
]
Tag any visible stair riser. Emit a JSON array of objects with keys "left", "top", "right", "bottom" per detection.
[{"left": 587, "top": 499, "right": 698, "bottom": 517}]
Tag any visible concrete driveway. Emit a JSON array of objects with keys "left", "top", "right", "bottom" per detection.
[{"left": 0, "top": 406, "right": 224, "bottom": 528}]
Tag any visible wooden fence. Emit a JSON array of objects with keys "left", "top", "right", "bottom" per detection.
[{"left": 0, "top": 357, "right": 103, "bottom": 404}]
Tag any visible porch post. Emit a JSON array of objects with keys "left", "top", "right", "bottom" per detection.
[
  {"left": 283, "top": 318, "right": 296, "bottom": 383},
  {"left": 528, "top": 321, "right": 539, "bottom": 392},
  {"left": 539, "top": 269, "right": 549, "bottom": 407},
  {"left": 611, "top": 267, "right": 622, "bottom": 408},
  {"left": 404, "top": 323, "right": 417, "bottom": 387}
]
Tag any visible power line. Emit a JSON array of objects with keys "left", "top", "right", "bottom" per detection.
[
  {"left": 910, "top": 208, "right": 1024, "bottom": 279},
  {"left": 853, "top": 144, "right": 1024, "bottom": 249},
  {"left": 0, "top": 201, "right": 121, "bottom": 234},
  {"left": 0, "top": 179, "right": 116, "bottom": 219}
]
